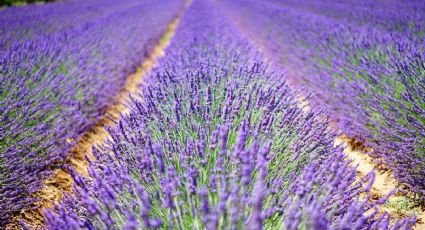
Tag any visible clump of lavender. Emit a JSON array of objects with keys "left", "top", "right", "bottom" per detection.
[
  {"left": 0, "top": 0, "right": 183, "bottom": 225},
  {"left": 45, "top": 0, "right": 415, "bottom": 228},
  {"left": 46, "top": 66, "right": 414, "bottom": 229}
]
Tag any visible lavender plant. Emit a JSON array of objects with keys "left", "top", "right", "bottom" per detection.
[
  {"left": 217, "top": 0, "right": 425, "bottom": 200},
  {"left": 0, "top": 0, "right": 183, "bottom": 225},
  {"left": 45, "top": 0, "right": 415, "bottom": 229}
]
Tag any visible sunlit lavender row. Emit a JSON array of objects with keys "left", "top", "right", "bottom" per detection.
[
  {"left": 0, "top": 0, "right": 183, "bottom": 224},
  {"left": 44, "top": 1, "right": 416, "bottom": 229},
  {"left": 217, "top": 0, "right": 425, "bottom": 200}
]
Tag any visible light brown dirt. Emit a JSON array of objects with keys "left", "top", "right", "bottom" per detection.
[
  {"left": 7, "top": 14, "right": 182, "bottom": 230},
  {"left": 335, "top": 136, "right": 425, "bottom": 229},
  {"left": 335, "top": 136, "right": 397, "bottom": 197}
]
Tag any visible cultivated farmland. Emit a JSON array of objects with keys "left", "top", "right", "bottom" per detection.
[{"left": 1, "top": 0, "right": 424, "bottom": 229}]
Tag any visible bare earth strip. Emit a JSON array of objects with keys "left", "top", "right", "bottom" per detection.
[
  {"left": 8, "top": 9, "right": 185, "bottom": 229},
  {"left": 335, "top": 137, "right": 425, "bottom": 229}
]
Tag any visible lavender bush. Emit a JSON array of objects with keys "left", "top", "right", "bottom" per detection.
[
  {"left": 0, "top": 0, "right": 183, "bottom": 225},
  {"left": 45, "top": 0, "right": 415, "bottom": 229},
  {"left": 217, "top": 0, "right": 425, "bottom": 200}
]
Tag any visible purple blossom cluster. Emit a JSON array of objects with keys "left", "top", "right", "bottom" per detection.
[
  {"left": 0, "top": 0, "right": 183, "bottom": 225},
  {"left": 45, "top": 0, "right": 415, "bottom": 228},
  {"left": 217, "top": 0, "right": 425, "bottom": 199}
]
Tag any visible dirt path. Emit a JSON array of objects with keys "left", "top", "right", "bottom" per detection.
[
  {"left": 335, "top": 137, "right": 396, "bottom": 196},
  {"left": 8, "top": 11, "right": 184, "bottom": 230},
  {"left": 335, "top": 137, "right": 425, "bottom": 229}
]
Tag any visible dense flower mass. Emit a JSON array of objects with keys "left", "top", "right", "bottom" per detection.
[
  {"left": 0, "top": 0, "right": 183, "bottom": 224},
  {"left": 45, "top": 1, "right": 416, "bottom": 229},
  {"left": 217, "top": 0, "right": 425, "bottom": 199}
]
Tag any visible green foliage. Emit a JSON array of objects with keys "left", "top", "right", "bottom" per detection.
[
  {"left": 0, "top": 0, "right": 55, "bottom": 7},
  {"left": 384, "top": 197, "right": 420, "bottom": 217}
]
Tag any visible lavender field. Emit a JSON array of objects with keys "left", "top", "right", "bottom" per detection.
[{"left": 0, "top": 0, "right": 424, "bottom": 229}]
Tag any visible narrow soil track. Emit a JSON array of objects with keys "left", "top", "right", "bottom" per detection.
[
  {"left": 335, "top": 137, "right": 425, "bottom": 229},
  {"left": 8, "top": 9, "right": 185, "bottom": 229},
  {"left": 335, "top": 137, "right": 397, "bottom": 197}
]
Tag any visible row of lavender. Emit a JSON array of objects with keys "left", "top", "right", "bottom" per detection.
[
  {"left": 269, "top": 0, "right": 425, "bottom": 39},
  {"left": 45, "top": 0, "right": 415, "bottom": 228},
  {"left": 217, "top": 0, "right": 425, "bottom": 200},
  {"left": 0, "top": 0, "right": 183, "bottom": 225}
]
